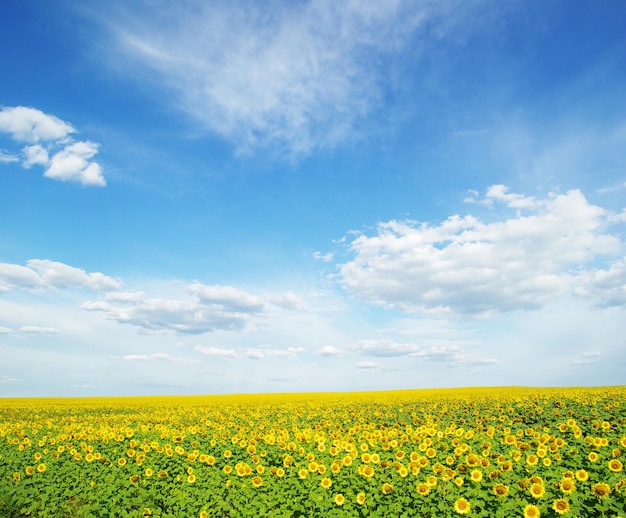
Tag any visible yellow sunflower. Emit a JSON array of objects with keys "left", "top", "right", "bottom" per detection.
[
  {"left": 334, "top": 494, "right": 345, "bottom": 506},
  {"left": 591, "top": 483, "right": 611, "bottom": 498},
  {"left": 454, "top": 498, "right": 470, "bottom": 515},
  {"left": 552, "top": 499, "right": 570, "bottom": 515}
]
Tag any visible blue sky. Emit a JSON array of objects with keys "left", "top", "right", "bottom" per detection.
[{"left": 1, "top": 0, "right": 625, "bottom": 396}]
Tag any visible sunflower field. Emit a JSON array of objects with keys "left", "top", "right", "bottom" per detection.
[{"left": 1, "top": 386, "right": 625, "bottom": 517}]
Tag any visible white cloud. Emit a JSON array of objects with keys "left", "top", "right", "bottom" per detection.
[
  {"left": 122, "top": 353, "right": 200, "bottom": 364},
  {"left": 0, "top": 149, "right": 19, "bottom": 163},
  {"left": 575, "top": 258, "right": 626, "bottom": 307},
  {"left": 91, "top": 1, "right": 443, "bottom": 156},
  {"left": 0, "top": 376, "right": 23, "bottom": 384},
  {"left": 45, "top": 141, "right": 106, "bottom": 186},
  {"left": 19, "top": 325, "right": 60, "bottom": 335},
  {"left": 0, "top": 259, "right": 121, "bottom": 292},
  {"left": 187, "top": 283, "right": 266, "bottom": 313},
  {"left": 317, "top": 345, "right": 343, "bottom": 356},
  {"left": 0, "top": 326, "right": 13, "bottom": 334},
  {"left": 0, "top": 106, "right": 105, "bottom": 187},
  {"left": 82, "top": 283, "right": 300, "bottom": 335},
  {"left": 351, "top": 339, "right": 421, "bottom": 357},
  {"left": 268, "top": 292, "right": 306, "bottom": 311},
  {"left": 0, "top": 106, "right": 75, "bottom": 143},
  {"left": 339, "top": 186, "right": 625, "bottom": 316},
  {"left": 245, "top": 346, "right": 306, "bottom": 361},
  {"left": 246, "top": 350, "right": 264, "bottom": 360},
  {"left": 22, "top": 144, "right": 49, "bottom": 168},
  {"left": 350, "top": 339, "right": 497, "bottom": 366},
  {"left": 356, "top": 361, "right": 379, "bottom": 369},
  {"left": 314, "top": 251, "right": 334, "bottom": 262},
  {"left": 83, "top": 295, "right": 250, "bottom": 335},
  {"left": 193, "top": 345, "right": 238, "bottom": 359}
]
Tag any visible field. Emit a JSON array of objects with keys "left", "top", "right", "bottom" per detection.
[{"left": 1, "top": 387, "right": 625, "bottom": 517}]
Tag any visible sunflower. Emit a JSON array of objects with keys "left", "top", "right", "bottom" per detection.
[
  {"left": 334, "top": 494, "right": 345, "bottom": 506},
  {"left": 454, "top": 498, "right": 470, "bottom": 515},
  {"left": 298, "top": 468, "right": 308, "bottom": 479},
  {"left": 559, "top": 479, "right": 575, "bottom": 494},
  {"left": 588, "top": 452, "right": 599, "bottom": 463},
  {"left": 608, "top": 459, "right": 623, "bottom": 472},
  {"left": 145, "top": 468, "right": 153, "bottom": 477},
  {"left": 591, "top": 483, "right": 611, "bottom": 498},
  {"left": 382, "top": 483, "right": 393, "bottom": 495},
  {"left": 523, "top": 504, "right": 541, "bottom": 518},
  {"left": 37, "top": 463, "right": 46, "bottom": 473},
  {"left": 356, "top": 492, "right": 366, "bottom": 505},
  {"left": 416, "top": 483, "right": 431, "bottom": 496},
  {"left": 275, "top": 467, "right": 285, "bottom": 477},
  {"left": 251, "top": 476, "right": 262, "bottom": 488},
  {"left": 575, "top": 469, "right": 589, "bottom": 481},
  {"left": 470, "top": 469, "right": 483, "bottom": 483},
  {"left": 526, "top": 455, "right": 539, "bottom": 466},
  {"left": 552, "top": 499, "right": 570, "bottom": 515},
  {"left": 320, "top": 477, "right": 332, "bottom": 489},
  {"left": 493, "top": 484, "right": 509, "bottom": 497},
  {"left": 187, "top": 474, "right": 196, "bottom": 483},
  {"left": 117, "top": 458, "right": 127, "bottom": 467},
  {"left": 530, "top": 484, "right": 545, "bottom": 499}
]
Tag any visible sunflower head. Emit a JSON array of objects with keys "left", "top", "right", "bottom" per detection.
[{"left": 454, "top": 498, "right": 470, "bottom": 515}]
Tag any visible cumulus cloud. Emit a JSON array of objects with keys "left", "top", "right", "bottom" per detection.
[
  {"left": 22, "top": 145, "right": 49, "bottom": 168},
  {"left": 0, "top": 106, "right": 75, "bottom": 143},
  {"left": 356, "top": 361, "right": 379, "bottom": 369},
  {"left": 0, "top": 259, "right": 121, "bottom": 292},
  {"left": 0, "top": 326, "right": 14, "bottom": 334},
  {"left": 339, "top": 186, "right": 625, "bottom": 316},
  {"left": 83, "top": 283, "right": 300, "bottom": 335},
  {"left": 45, "top": 141, "right": 105, "bottom": 186},
  {"left": 574, "top": 258, "right": 626, "bottom": 307},
  {"left": 0, "top": 106, "right": 105, "bottom": 186},
  {"left": 187, "top": 283, "right": 266, "bottom": 313}
]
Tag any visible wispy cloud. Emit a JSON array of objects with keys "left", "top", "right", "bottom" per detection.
[
  {"left": 122, "top": 353, "right": 199, "bottom": 364},
  {"left": 0, "top": 376, "right": 23, "bottom": 384},
  {"left": 572, "top": 351, "right": 602, "bottom": 366},
  {"left": 245, "top": 346, "right": 306, "bottom": 361},
  {"left": 193, "top": 345, "right": 238, "bottom": 359},
  {"left": 0, "top": 106, "right": 105, "bottom": 186},
  {"left": 86, "top": 1, "right": 478, "bottom": 157},
  {"left": 19, "top": 326, "right": 60, "bottom": 335},
  {"left": 317, "top": 345, "right": 343, "bottom": 356},
  {"left": 350, "top": 339, "right": 496, "bottom": 366}
]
